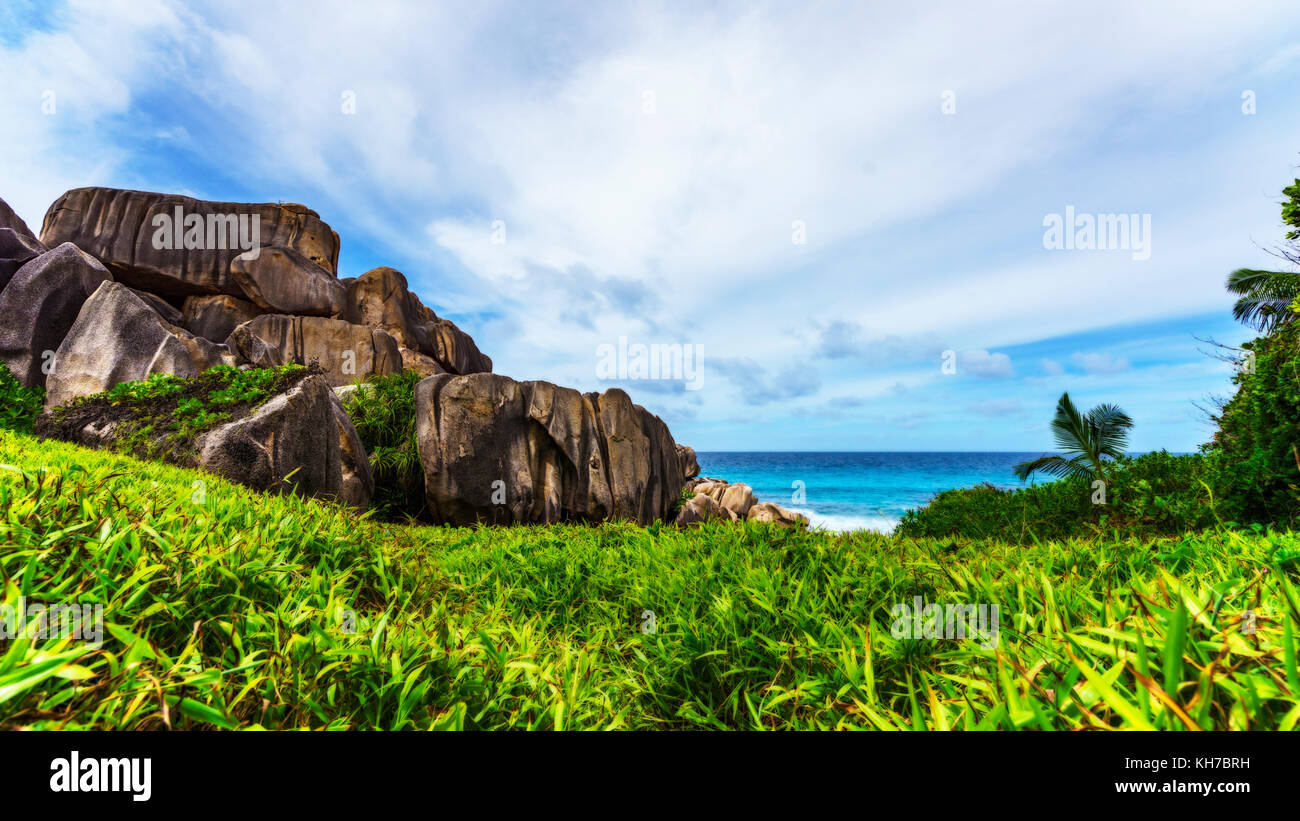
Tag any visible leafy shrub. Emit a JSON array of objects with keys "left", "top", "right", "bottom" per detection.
[
  {"left": 0, "top": 363, "right": 44, "bottom": 434},
  {"left": 896, "top": 451, "right": 1224, "bottom": 542},
  {"left": 343, "top": 369, "right": 426, "bottom": 521},
  {"left": 1208, "top": 324, "right": 1300, "bottom": 527}
]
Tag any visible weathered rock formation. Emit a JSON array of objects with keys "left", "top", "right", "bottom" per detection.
[
  {"left": 196, "top": 375, "right": 365, "bottom": 506},
  {"left": 37, "top": 366, "right": 372, "bottom": 511},
  {"left": 677, "top": 477, "right": 808, "bottom": 529},
  {"left": 0, "top": 197, "right": 46, "bottom": 291},
  {"left": 231, "top": 246, "right": 346, "bottom": 317},
  {"left": 414, "top": 372, "right": 683, "bottom": 525},
  {"left": 44, "top": 281, "right": 235, "bottom": 408},
  {"left": 0, "top": 242, "right": 113, "bottom": 386},
  {"left": 228, "top": 314, "right": 401, "bottom": 386},
  {"left": 746, "top": 502, "right": 810, "bottom": 527},
  {"left": 345, "top": 266, "right": 491, "bottom": 375},
  {"left": 181, "top": 294, "right": 262, "bottom": 342},
  {"left": 332, "top": 395, "right": 375, "bottom": 508},
  {"left": 675, "top": 492, "right": 733, "bottom": 525},
  {"left": 0, "top": 186, "right": 714, "bottom": 528},
  {"left": 676, "top": 444, "right": 700, "bottom": 480},
  {"left": 40, "top": 187, "right": 340, "bottom": 298}
]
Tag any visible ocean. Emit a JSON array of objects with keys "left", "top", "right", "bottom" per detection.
[{"left": 695, "top": 452, "right": 1045, "bottom": 533}]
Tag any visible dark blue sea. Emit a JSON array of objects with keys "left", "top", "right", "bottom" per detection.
[{"left": 696, "top": 452, "right": 1045, "bottom": 533}]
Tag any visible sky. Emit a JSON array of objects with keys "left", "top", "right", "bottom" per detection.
[{"left": 2, "top": 0, "right": 1298, "bottom": 452}]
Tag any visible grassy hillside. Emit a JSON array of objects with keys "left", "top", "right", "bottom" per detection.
[{"left": 1, "top": 428, "right": 1297, "bottom": 730}]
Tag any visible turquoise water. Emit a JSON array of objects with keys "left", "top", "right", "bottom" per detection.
[{"left": 695, "top": 452, "right": 1045, "bottom": 533}]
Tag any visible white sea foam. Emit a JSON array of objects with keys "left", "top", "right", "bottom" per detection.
[{"left": 790, "top": 508, "right": 899, "bottom": 534}]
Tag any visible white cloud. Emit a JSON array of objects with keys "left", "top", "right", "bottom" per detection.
[
  {"left": 1071, "top": 352, "right": 1132, "bottom": 375},
  {"left": 962, "top": 349, "right": 1014, "bottom": 379}
]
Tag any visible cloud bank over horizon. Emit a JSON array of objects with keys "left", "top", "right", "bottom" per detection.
[{"left": 2, "top": 0, "right": 1298, "bottom": 451}]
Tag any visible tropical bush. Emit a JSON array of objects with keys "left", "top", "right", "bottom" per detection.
[
  {"left": 342, "top": 369, "right": 426, "bottom": 521},
  {"left": 897, "top": 451, "right": 1224, "bottom": 542},
  {"left": 0, "top": 363, "right": 44, "bottom": 434},
  {"left": 1208, "top": 323, "right": 1300, "bottom": 528}
]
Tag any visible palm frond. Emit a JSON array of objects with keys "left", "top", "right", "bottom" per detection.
[
  {"left": 1085, "top": 402, "right": 1133, "bottom": 461},
  {"left": 1013, "top": 454, "right": 1093, "bottom": 481},
  {"left": 1225, "top": 268, "right": 1300, "bottom": 333},
  {"left": 1048, "top": 392, "right": 1095, "bottom": 462}
]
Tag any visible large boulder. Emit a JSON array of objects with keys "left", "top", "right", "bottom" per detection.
[
  {"left": 400, "top": 347, "right": 447, "bottom": 378},
  {"left": 427, "top": 317, "right": 492, "bottom": 376},
  {"left": 230, "top": 246, "right": 346, "bottom": 317},
  {"left": 225, "top": 322, "right": 284, "bottom": 369},
  {"left": 414, "top": 372, "right": 684, "bottom": 525},
  {"left": 0, "top": 242, "right": 113, "bottom": 386},
  {"left": 39, "top": 187, "right": 340, "bottom": 299},
  {"left": 129, "top": 288, "right": 183, "bottom": 325},
  {"left": 181, "top": 294, "right": 262, "bottom": 342},
  {"left": 676, "top": 444, "right": 700, "bottom": 480},
  {"left": 196, "top": 374, "right": 363, "bottom": 507},
  {"left": 228, "top": 314, "right": 400, "bottom": 386},
  {"left": 746, "top": 502, "right": 809, "bottom": 528},
  {"left": 675, "top": 492, "right": 734, "bottom": 526},
  {"left": 0, "top": 196, "right": 38, "bottom": 241},
  {"left": 345, "top": 266, "right": 491, "bottom": 375},
  {"left": 0, "top": 196, "right": 46, "bottom": 290},
  {"left": 331, "top": 394, "right": 375, "bottom": 509},
  {"left": 719, "top": 483, "right": 756, "bottom": 518},
  {"left": 44, "top": 281, "right": 234, "bottom": 408}
]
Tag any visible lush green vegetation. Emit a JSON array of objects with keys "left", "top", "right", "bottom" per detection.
[
  {"left": 898, "top": 451, "right": 1224, "bottom": 542},
  {"left": 0, "top": 363, "right": 45, "bottom": 434},
  {"left": 0, "top": 428, "right": 1296, "bottom": 730},
  {"left": 35, "top": 364, "right": 310, "bottom": 463},
  {"left": 342, "top": 369, "right": 427, "bottom": 521},
  {"left": 1210, "top": 322, "right": 1300, "bottom": 528}
]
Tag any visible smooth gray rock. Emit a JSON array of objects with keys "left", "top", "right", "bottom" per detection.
[
  {"left": 0, "top": 242, "right": 113, "bottom": 386},
  {"left": 44, "top": 281, "right": 234, "bottom": 408},
  {"left": 0, "top": 228, "right": 46, "bottom": 292},
  {"left": 129, "top": 288, "right": 183, "bottom": 325},
  {"left": 196, "top": 374, "right": 345, "bottom": 502},
  {"left": 231, "top": 245, "right": 347, "bottom": 317}
]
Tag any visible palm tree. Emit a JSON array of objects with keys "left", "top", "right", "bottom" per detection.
[
  {"left": 1013, "top": 392, "right": 1133, "bottom": 481},
  {"left": 1225, "top": 268, "right": 1300, "bottom": 334}
]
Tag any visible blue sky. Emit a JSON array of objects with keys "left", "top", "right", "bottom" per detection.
[{"left": 2, "top": 0, "right": 1298, "bottom": 451}]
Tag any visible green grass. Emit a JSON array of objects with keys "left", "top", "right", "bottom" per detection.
[{"left": 1, "top": 428, "right": 1298, "bottom": 730}]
